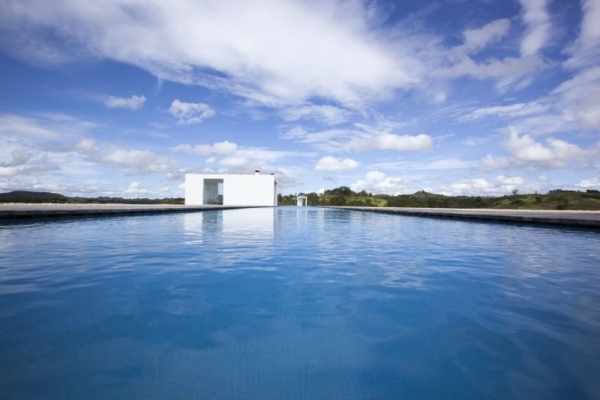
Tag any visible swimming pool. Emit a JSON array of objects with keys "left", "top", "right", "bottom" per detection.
[{"left": 1, "top": 207, "right": 599, "bottom": 399}]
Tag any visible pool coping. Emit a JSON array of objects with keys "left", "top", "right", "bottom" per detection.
[
  {"left": 327, "top": 206, "right": 600, "bottom": 229},
  {"left": 0, "top": 204, "right": 261, "bottom": 219}
]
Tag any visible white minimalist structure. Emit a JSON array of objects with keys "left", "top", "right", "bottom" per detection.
[
  {"left": 296, "top": 196, "right": 307, "bottom": 206},
  {"left": 185, "top": 171, "right": 277, "bottom": 206}
]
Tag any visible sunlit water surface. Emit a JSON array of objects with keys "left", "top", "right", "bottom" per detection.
[{"left": 0, "top": 207, "right": 599, "bottom": 399}]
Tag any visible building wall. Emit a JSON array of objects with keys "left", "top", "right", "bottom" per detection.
[
  {"left": 185, "top": 174, "right": 277, "bottom": 206},
  {"left": 185, "top": 174, "right": 206, "bottom": 205}
]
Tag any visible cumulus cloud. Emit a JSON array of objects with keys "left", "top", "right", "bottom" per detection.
[
  {"left": 168, "top": 100, "right": 215, "bottom": 124},
  {"left": 0, "top": 114, "right": 186, "bottom": 195},
  {"left": 479, "top": 155, "right": 512, "bottom": 172},
  {"left": 172, "top": 139, "right": 313, "bottom": 173},
  {"left": 575, "top": 177, "right": 599, "bottom": 188},
  {"left": 519, "top": 0, "right": 551, "bottom": 56},
  {"left": 350, "top": 170, "right": 407, "bottom": 195},
  {"left": 172, "top": 141, "right": 238, "bottom": 155},
  {"left": 124, "top": 181, "right": 154, "bottom": 196},
  {"left": 440, "top": 175, "right": 528, "bottom": 196},
  {"left": 282, "top": 123, "right": 433, "bottom": 153},
  {"left": 495, "top": 174, "right": 526, "bottom": 187},
  {"left": 47, "top": 137, "right": 181, "bottom": 175},
  {"left": 218, "top": 148, "right": 307, "bottom": 169},
  {"left": 100, "top": 149, "right": 178, "bottom": 174},
  {"left": 315, "top": 156, "right": 359, "bottom": 171},
  {"left": 103, "top": 94, "right": 146, "bottom": 110},
  {"left": 503, "top": 128, "right": 583, "bottom": 166},
  {"left": 479, "top": 127, "right": 599, "bottom": 171}
]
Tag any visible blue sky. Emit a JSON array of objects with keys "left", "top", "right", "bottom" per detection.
[{"left": 0, "top": 0, "right": 598, "bottom": 198}]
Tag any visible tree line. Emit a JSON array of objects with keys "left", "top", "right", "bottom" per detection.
[{"left": 278, "top": 187, "right": 600, "bottom": 210}]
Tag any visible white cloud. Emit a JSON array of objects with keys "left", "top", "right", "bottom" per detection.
[
  {"left": 282, "top": 124, "right": 433, "bottom": 153},
  {"left": 0, "top": 114, "right": 93, "bottom": 141},
  {"left": 519, "top": 0, "right": 551, "bottom": 56},
  {"left": 46, "top": 136, "right": 181, "bottom": 176},
  {"left": 315, "top": 156, "right": 359, "bottom": 171},
  {"left": 0, "top": 115, "right": 187, "bottom": 195},
  {"left": 550, "top": 68, "right": 600, "bottom": 131},
  {"left": 0, "top": 136, "right": 59, "bottom": 178},
  {"left": 124, "top": 181, "right": 151, "bottom": 195},
  {"left": 495, "top": 174, "right": 526, "bottom": 187},
  {"left": 103, "top": 95, "right": 146, "bottom": 110},
  {"left": 564, "top": 0, "right": 600, "bottom": 69},
  {"left": 281, "top": 104, "right": 350, "bottom": 125},
  {"left": 503, "top": 128, "right": 583, "bottom": 166},
  {"left": 436, "top": 54, "right": 551, "bottom": 91},
  {"left": 172, "top": 141, "right": 238, "bottom": 155},
  {"left": 218, "top": 148, "right": 306, "bottom": 169},
  {"left": 370, "top": 158, "right": 474, "bottom": 171},
  {"left": 350, "top": 170, "right": 407, "bottom": 195},
  {"left": 442, "top": 178, "right": 493, "bottom": 196},
  {"left": 480, "top": 155, "right": 512, "bottom": 172},
  {"left": 440, "top": 175, "right": 528, "bottom": 196},
  {"left": 72, "top": 138, "right": 96, "bottom": 153},
  {"left": 0, "top": 149, "right": 31, "bottom": 168},
  {"left": 576, "top": 93, "right": 600, "bottom": 131},
  {"left": 100, "top": 149, "right": 179, "bottom": 174},
  {"left": 362, "top": 133, "right": 433, "bottom": 152},
  {"left": 478, "top": 127, "right": 599, "bottom": 171},
  {"left": 462, "top": 19, "right": 511, "bottom": 54},
  {"left": 462, "top": 102, "right": 549, "bottom": 120},
  {"left": 0, "top": 0, "right": 422, "bottom": 109},
  {"left": 575, "top": 177, "right": 599, "bottom": 188},
  {"left": 0, "top": 0, "right": 565, "bottom": 110},
  {"left": 168, "top": 100, "right": 215, "bottom": 124}
]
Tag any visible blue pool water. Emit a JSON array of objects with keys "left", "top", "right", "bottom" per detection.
[{"left": 0, "top": 207, "right": 599, "bottom": 399}]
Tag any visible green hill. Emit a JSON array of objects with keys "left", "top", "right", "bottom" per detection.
[
  {"left": 0, "top": 191, "right": 184, "bottom": 205},
  {"left": 279, "top": 188, "right": 600, "bottom": 210},
  {"left": 0, "top": 191, "right": 69, "bottom": 203}
]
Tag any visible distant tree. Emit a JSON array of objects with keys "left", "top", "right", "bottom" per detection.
[
  {"left": 328, "top": 195, "right": 347, "bottom": 206},
  {"left": 331, "top": 186, "right": 354, "bottom": 196},
  {"left": 512, "top": 189, "right": 519, "bottom": 195},
  {"left": 306, "top": 192, "right": 319, "bottom": 206}
]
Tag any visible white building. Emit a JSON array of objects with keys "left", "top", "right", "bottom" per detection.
[
  {"left": 296, "top": 196, "right": 307, "bottom": 206},
  {"left": 185, "top": 171, "right": 278, "bottom": 206}
]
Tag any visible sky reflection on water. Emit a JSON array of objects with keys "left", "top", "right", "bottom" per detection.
[{"left": 0, "top": 208, "right": 599, "bottom": 399}]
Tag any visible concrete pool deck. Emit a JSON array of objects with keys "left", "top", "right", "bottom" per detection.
[
  {"left": 0, "top": 203, "right": 255, "bottom": 219},
  {"left": 331, "top": 206, "right": 600, "bottom": 228}
]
